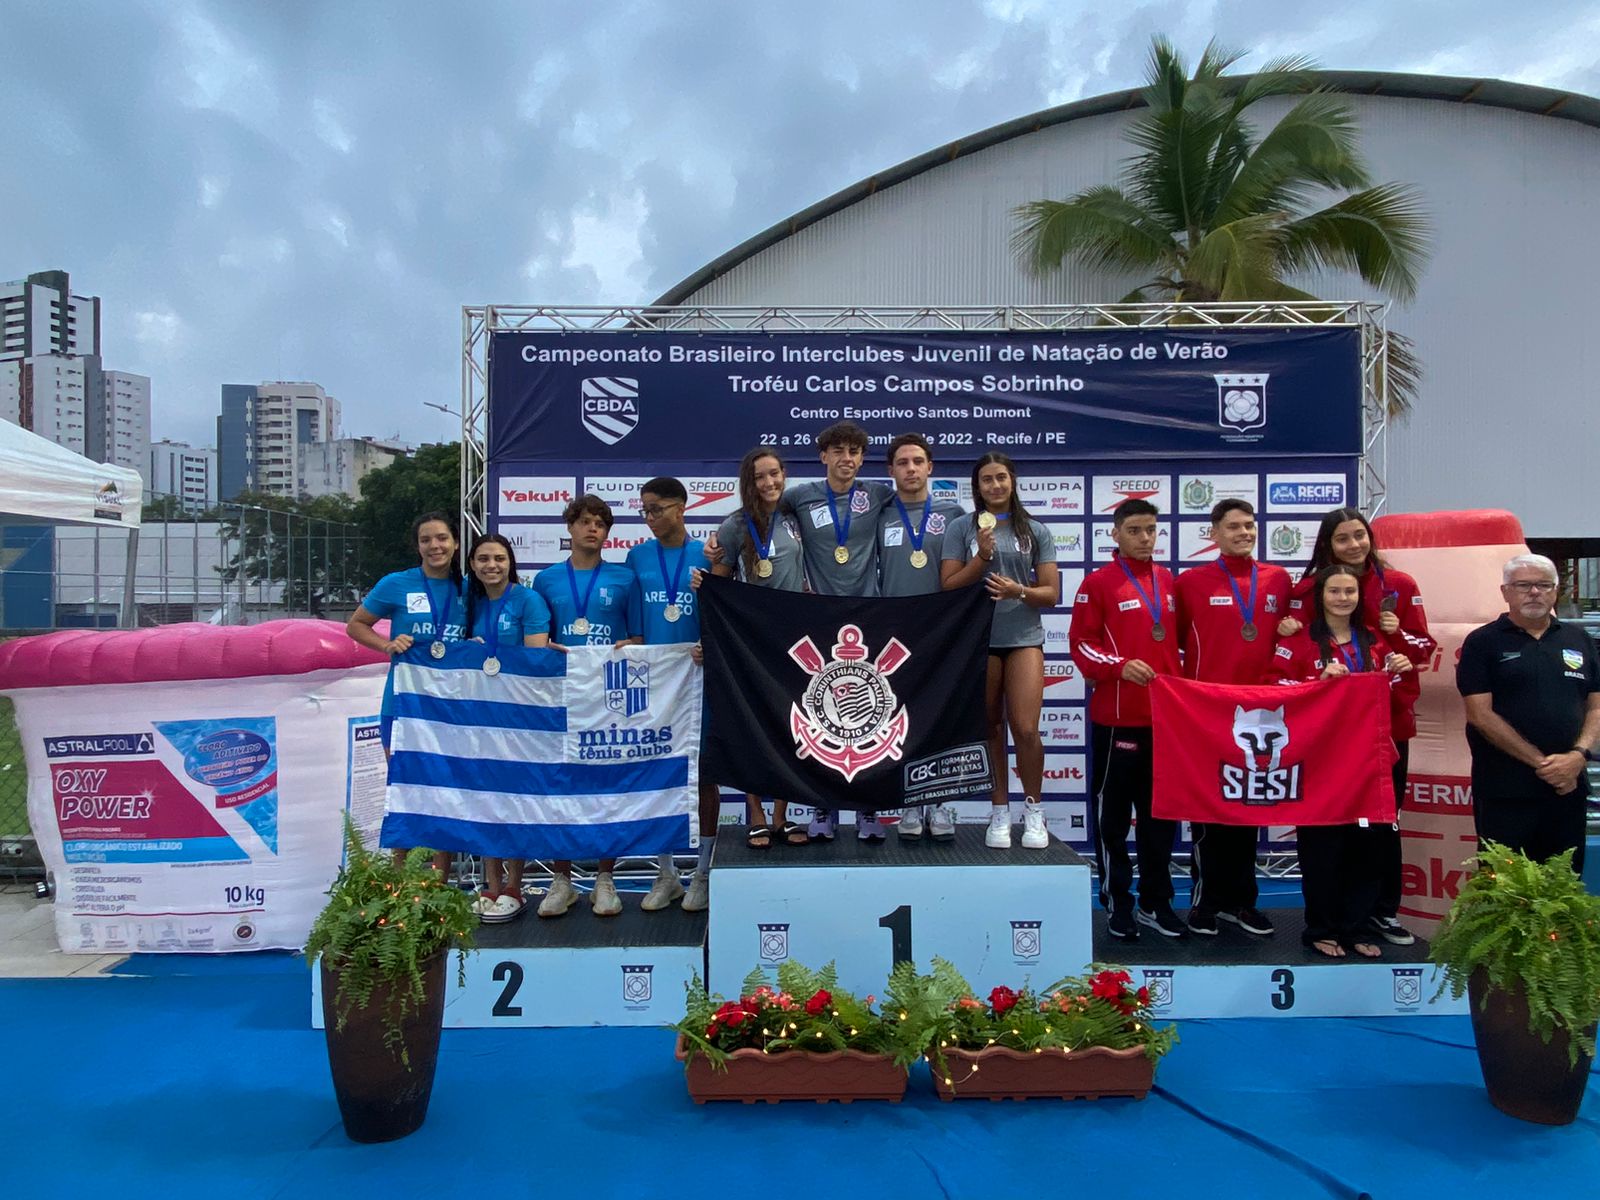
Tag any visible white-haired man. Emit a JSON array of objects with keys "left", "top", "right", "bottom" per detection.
[{"left": 1457, "top": 554, "right": 1600, "bottom": 872}]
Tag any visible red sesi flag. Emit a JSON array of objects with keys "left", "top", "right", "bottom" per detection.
[{"left": 1151, "top": 674, "right": 1397, "bottom": 826}]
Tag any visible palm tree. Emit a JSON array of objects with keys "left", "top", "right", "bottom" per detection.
[{"left": 1012, "top": 38, "right": 1429, "bottom": 412}]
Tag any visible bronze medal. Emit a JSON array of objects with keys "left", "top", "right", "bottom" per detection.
[
  {"left": 1241, "top": 622, "right": 1258, "bottom": 642},
  {"left": 1150, "top": 623, "right": 1167, "bottom": 642}
]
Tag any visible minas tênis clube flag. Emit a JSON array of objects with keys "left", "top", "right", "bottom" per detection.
[{"left": 1150, "top": 673, "right": 1397, "bottom": 826}]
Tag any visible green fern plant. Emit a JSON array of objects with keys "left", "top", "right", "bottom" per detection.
[
  {"left": 1430, "top": 841, "right": 1600, "bottom": 1065},
  {"left": 305, "top": 820, "right": 477, "bottom": 1066}
]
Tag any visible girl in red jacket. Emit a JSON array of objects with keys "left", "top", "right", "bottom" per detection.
[
  {"left": 1270, "top": 564, "right": 1414, "bottom": 959},
  {"left": 1277, "top": 507, "right": 1433, "bottom": 946}
]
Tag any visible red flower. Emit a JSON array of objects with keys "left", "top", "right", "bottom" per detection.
[
  {"left": 712, "top": 1001, "right": 750, "bottom": 1030},
  {"left": 989, "top": 985, "right": 1020, "bottom": 1016},
  {"left": 1090, "top": 975, "right": 1124, "bottom": 1002},
  {"left": 1136, "top": 986, "right": 1151, "bottom": 1007},
  {"left": 803, "top": 988, "right": 832, "bottom": 1016}
]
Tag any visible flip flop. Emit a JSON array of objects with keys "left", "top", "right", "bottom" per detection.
[
  {"left": 1309, "top": 939, "right": 1346, "bottom": 959},
  {"left": 745, "top": 825, "right": 774, "bottom": 850}
]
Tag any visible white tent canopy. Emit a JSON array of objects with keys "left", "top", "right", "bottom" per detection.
[{"left": 0, "top": 418, "right": 142, "bottom": 530}]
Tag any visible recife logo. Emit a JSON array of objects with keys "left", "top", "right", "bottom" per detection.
[
  {"left": 581, "top": 377, "right": 640, "bottom": 445},
  {"left": 1266, "top": 475, "right": 1346, "bottom": 512}
]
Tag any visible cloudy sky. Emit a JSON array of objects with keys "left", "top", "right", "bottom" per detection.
[{"left": 4, "top": 0, "right": 1598, "bottom": 450}]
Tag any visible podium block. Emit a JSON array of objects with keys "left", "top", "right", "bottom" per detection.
[
  {"left": 312, "top": 904, "right": 705, "bottom": 1029},
  {"left": 1091, "top": 911, "right": 1466, "bottom": 1019},
  {"left": 707, "top": 825, "right": 1093, "bottom": 999}
]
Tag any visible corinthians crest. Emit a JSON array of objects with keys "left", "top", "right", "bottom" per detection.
[{"left": 788, "top": 624, "right": 911, "bottom": 782}]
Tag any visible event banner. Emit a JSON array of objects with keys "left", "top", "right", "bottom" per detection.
[
  {"left": 381, "top": 641, "right": 700, "bottom": 859},
  {"left": 489, "top": 327, "right": 1361, "bottom": 462},
  {"left": 9, "top": 668, "right": 385, "bottom": 953},
  {"left": 700, "top": 577, "right": 991, "bottom": 810},
  {"left": 1150, "top": 674, "right": 1397, "bottom": 826}
]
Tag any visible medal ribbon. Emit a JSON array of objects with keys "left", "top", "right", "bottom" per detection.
[
  {"left": 423, "top": 569, "right": 454, "bottom": 644},
  {"left": 482, "top": 588, "right": 509, "bottom": 658},
  {"left": 745, "top": 512, "right": 776, "bottom": 570},
  {"left": 1115, "top": 555, "right": 1163, "bottom": 628},
  {"left": 1371, "top": 560, "right": 1400, "bottom": 607},
  {"left": 1335, "top": 638, "right": 1368, "bottom": 674},
  {"left": 655, "top": 541, "right": 688, "bottom": 611},
  {"left": 565, "top": 560, "right": 602, "bottom": 628},
  {"left": 824, "top": 483, "right": 858, "bottom": 551},
  {"left": 1218, "top": 559, "right": 1258, "bottom": 628},
  {"left": 894, "top": 497, "right": 932, "bottom": 553}
]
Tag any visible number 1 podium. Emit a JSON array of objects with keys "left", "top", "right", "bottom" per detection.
[{"left": 707, "top": 822, "right": 1095, "bottom": 998}]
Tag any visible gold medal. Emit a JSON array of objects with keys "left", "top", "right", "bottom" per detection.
[
  {"left": 834, "top": 545, "right": 850, "bottom": 565},
  {"left": 909, "top": 549, "right": 928, "bottom": 569},
  {"left": 978, "top": 512, "right": 997, "bottom": 531},
  {"left": 755, "top": 559, "right": 773, "bottom": 579},
  {"left": 572, "top": 617, "right": 591, "bottom": 636}
]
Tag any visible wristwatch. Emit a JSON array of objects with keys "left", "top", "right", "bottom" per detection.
[{"left": 1577, "top": 746, "right": 1598, "bottom": 762}]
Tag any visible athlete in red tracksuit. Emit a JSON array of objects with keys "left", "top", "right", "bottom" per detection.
[
  {"left": 1281, "top": 507, "right": 1434, "bottom": 945},
  {"left": 1269, "top": 565, "right": 1415, "bottom": 956},
  {"left": 1071, "top": 499, "right": 1183, "bottom": 940},
  {"left": 1174, "top": 499, "right": 1291, "bottom": 938}
]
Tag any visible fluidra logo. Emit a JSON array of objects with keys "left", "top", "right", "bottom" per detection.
[
  {"left": 1216, "top": 373, "right": 1268, "bottom": 435},
  {"left": 581, "top": 377, "right": 640, "bottom": 445},
  {"left": 1220, "top": 705, "right": 1303, "bottom": 804},
  {"left": 788, "top": 624, "right": 910, "bottom": 782}
]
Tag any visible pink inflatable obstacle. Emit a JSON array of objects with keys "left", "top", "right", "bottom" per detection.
[{"left": 0, "top": 619, "right": 386, "bottom": 690}]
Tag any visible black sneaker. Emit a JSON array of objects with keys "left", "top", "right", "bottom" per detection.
[
  {"left": 1219, "top": 906, "right": 1275, "bottom": 936},
  {"left": 1107, "top": 907, "right": 1139, "bottom": 940},
  {"left": 1186, "top": 907, "right": 1219, "bottom": 936},
  {"left": 1135, "top": 904, "right": 1188, "bottom": 938},
  {"left": 1366, "top": 915, "right": 1415, "bottom": 946}
]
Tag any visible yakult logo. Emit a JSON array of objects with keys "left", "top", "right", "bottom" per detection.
[{"left": 498, "top": 476, "right": 577, "bottom": 517}]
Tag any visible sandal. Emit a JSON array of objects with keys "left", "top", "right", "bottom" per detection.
[
  {"left": 746, "top": 824, "right": 774, "bottom": 850},
  {"left": 1309, "top": 939, "right": 1345, "bottom": 959},
  {"left": 780, "top": 822, "right": 809, "bottom": 847}
]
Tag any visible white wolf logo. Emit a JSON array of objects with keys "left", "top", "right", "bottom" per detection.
[{"left": 1233, "top": 705, "right": 1288, "bottom": 772}]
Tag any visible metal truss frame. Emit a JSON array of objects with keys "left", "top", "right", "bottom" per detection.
[
  {"left": 460, "top": 301, "right": 1388, "bottom": 543},
  {"left": 458, "top": 302, "right": 1389, "bottom": 882}
]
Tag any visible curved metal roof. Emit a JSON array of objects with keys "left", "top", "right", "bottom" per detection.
[{"left": 654, "top": 70, "right": 1600, "bottom": 306}]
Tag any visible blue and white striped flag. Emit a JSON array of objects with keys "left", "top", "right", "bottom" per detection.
[{"left": 380, "top": 641, "right": 699, "bottom": 859}]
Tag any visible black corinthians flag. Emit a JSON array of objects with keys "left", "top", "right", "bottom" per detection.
[{"left": 700, "top": 576, "right": 992, "bottom": 811}]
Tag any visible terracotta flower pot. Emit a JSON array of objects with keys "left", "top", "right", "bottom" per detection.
[
  {"left": 929, "top": 1044, "right": 1155, "bottom": 1101},
  {"left": 321, "top": 951, "right": 448, "bottom": 1142},
  {"left": 674, "top": 1035, "right": 908, "bottom": 1104},
  {"left": 1467, "top": 967, "right": 1594, "bottom": 1126}
]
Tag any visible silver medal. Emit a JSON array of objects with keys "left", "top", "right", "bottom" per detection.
[
  {"left": 429, "top": 640, "right": 447, "bottom": 659},
  {"left": 483, "top": 656, "right": 501, "bottom": 676}
]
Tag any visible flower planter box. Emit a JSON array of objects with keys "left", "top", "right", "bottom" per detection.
[
  {"left": 675, "top": 1035, "right": 908, "bottom": 1104},
  {"left": 929, "top": 1044, "right": 1155, "bottom": 1102}
]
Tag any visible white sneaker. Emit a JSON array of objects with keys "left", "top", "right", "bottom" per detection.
[
  {"left": 1021, "top": 798, "right": 1049, "bottom": 849},
  {"left": 590, "top": 873, "right": 622, "bottom": 917},
  {"left": 985, "top": 807, "right": 1012, "bottom": 849},
  {"left": 536, "top": 874, "right": 578, "bottom": 918},
  {"left": 641, "top": 870, "right": 685, "bottom": 912},
  {"left": 897, "top": 807, "right": 924, "bottom": 839},
  {"left": 682, "top": 871, "right": 710, "bottom": 912},
  {"left": 481, "top": 892, "right": 526, "bottom": 923},
  {"left": 930, "top": 805, "right": 956, "bottom": 841}
]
